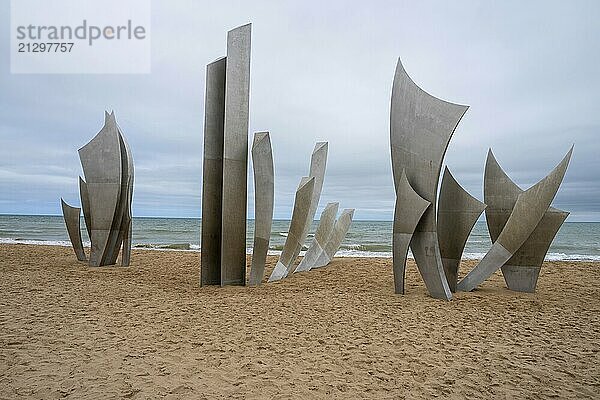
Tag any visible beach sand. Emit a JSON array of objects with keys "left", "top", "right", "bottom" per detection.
[{"left": 1, "top": 244, "right": 599, "bottom": 399}]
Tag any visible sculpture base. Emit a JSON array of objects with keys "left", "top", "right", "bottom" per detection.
[
  {"left": 392, "top": 232, "right": 412, "bottom": 295},
  {"left": 457, "top": 242, "right": 512, "bottom": 292},
  {"left": 410, "top": 231, "right": 452, "bottom": 300},
  {"left": 442, "top": 258, "right": 460, "bottom": 293},
  {"left": 268, "top": 261, "right": 288, "bottom": 282},
  {"left": 295, "top": 242, "right": 325, "bottom": 273},
  {"left": 501, "top": 265, "right": 541, "bottom": 293}
]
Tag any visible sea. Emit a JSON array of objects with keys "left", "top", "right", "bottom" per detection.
[{"left": 0, "top": 215, "right": 599, "bottom": 261}]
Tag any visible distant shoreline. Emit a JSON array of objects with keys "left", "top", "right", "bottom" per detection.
[
  {"left": 2, "top": 242, "right": 600, "bottom": 263},
  {"left": 1, "top": 214, "right": 600, "bottom": 223},
  {"left": 3, "top": 215, "right": 600, "bottom": 261}
]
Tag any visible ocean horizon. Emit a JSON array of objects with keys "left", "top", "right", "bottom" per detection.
[{"left": 1, "top": 214, "right": 599, "bottom": 262}]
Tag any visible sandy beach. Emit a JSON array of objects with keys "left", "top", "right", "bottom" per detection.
[{"left": 1, "top": 243, "right": 599, "bottom": 398}]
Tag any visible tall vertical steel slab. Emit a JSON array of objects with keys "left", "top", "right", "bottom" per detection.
[
  {"left": 392, "top": 170, "right": 430, "bottom": 294},
  {"left": 268, "top": 177, "right": 315, "bottom": 282},
  {"left": 295, "top": 202, "right": 339, "bottom": 272},
  {"left": 437, "top": 167, "right": 486, "bottom": 292},
  {"left": 201, "top": 57, "right": 227, "bottom": 286},
  {"left": 60, "top": 199, "right": 87, "bottom": 262},
  {"left": 220, "top": 23, "right": 252, "bottom": 286},
  {"left": 458, "top": 147, "right": 573, "bottom": 292},
  {"left": 249, "top": 132, "right": 274, "bottom": 286},
  {"left": 390, "top": 58, "right": 468, "bottom": 300}
]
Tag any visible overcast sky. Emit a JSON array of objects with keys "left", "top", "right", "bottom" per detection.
[{"left": 1, "top": 0, "right": 599, "bottom": 221}]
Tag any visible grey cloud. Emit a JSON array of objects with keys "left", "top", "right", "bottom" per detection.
[{"left": 0, "top": 0, "right": 599, "bottom": 221}]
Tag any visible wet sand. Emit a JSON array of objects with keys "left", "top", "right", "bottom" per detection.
[{"left": 1, "top": 244, "right": 599, "bottom": 399}]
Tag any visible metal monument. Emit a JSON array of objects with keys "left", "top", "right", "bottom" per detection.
[
  {"left": 60, "top": 199, "right": 86, "bottom": 262},
  {"left": 456, "top": 149, "right": 572, "bottom": 292},
  {"left": 268, "top": 142, "right": 327, "bottom": 281},
  {"left": 308, "top": 208, "right": 355, "bottom": 269},
  {"left": 390, "top": 58, "right": 468, "bottom": 300},
  {"left": 268, "top": 177, "right": 315, "bottom": 282},
  {"left": 392, "top": 170, "right": 431, "bottom": 295},
  {"left": 60, "top": 111, "right": 134, "bottom": 267},
  {"left": 289, "top": 142, "right": 328, "bottom": 267},
  {"left": 201, "top": 24, "right": 252, "bottom": 286},
  {"left": 249, "top": 132, "right": 274, "bottom": 286},
  {"left": 437, "top": 167, "right": 486, "bottom": 292},
  {"left": 295, "top": 202, "right": 339, "bottom": 272}
]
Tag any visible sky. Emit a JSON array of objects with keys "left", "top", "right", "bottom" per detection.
[{"left": 1, "top": 0, "right": 599, "bottom": 221}]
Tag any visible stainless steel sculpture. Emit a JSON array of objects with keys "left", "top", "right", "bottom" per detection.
[
  {"left": 437, "top": 167, "right": 486, "bottom": 292},
  {"left": 268, "top": 177, "right": 315, "bottom": 282},
  {"left": 502, "top": 208, "right": 568, "bottom": 292},
  {"left": 295, "top": 202, "right": 339, "bottom": 272},
  {"left": 200, "top": 24, "right": 252, "bottom": 286},
  {"left": 390, "top": 58, "right": 468, "bottom": 300},
  {"left": 392, "top": 170, "right": 430, "bottom": 295},
  {"left": 221, "top": 23, "right": 252, "bottom": 286},
  {"left": 60, "top": 199, "right": 86, "bottom": 262},
  {"left": 267, "top": 142, "right": 327, "bottom": 280},
  {"left": 457, "top": 147, "right": 573, "bottom": 292},
  {"left": 288, "top": 142, "right": 328, "bottom": 267},
  {"left": 200, "top": 57, "right": 226, "bottom": 286},
  {"left": 463, "top": 150, "right": 570, "bottom": 292},
  {"left": 70, "top": 111, "right": 134, "bottom": 267},
  {"left": 249, "top": 132, "right": 274, "bottom": 286},
  {"left": 310, "top": 208, "right": 355, "bottom": 269}
]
